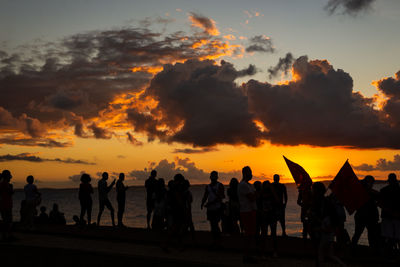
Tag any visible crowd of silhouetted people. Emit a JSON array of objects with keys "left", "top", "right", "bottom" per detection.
[{"left": 1, "top": 167, "right": 400, "bottom": 265}]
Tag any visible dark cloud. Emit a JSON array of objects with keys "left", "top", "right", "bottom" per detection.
[
  {"left": 173, "top": 147, "right": 218, "bottom": 154},
  {"left": 354, "top": 154, "right": 400, "bottom": 171},
  {"left": 246, "top": 56, "right": 400, "bottom": 148},
  {"left": 127, "top": 131, "right": 143, "bottom": 145},
  {"left": 125, "top": 56, "right": 400, "bottom": 149},
  {"left": 88, "top": 124, "right": 112, "bottom": 139},
  {"left": 325, "top": 0, "right": 375, "bottom": 15},
  {"left": 0, "top": 137, "right": 72, "bottom": 147},
  {"left": 127, "top": 59, "right": 265, "bottom": 147},
  {"left": 246, "top": 35, "right": 275, "bottom": 53},
  {"left": 375, "top": 71, "right": 400, "bottom": 127},
  {"left": 267, "top": 53, "right": 295, "bottom": 79},
  {"left": 0, "top": 153, "right": 95, "bottom": 165},
  {"left": 0, "top": 23, "right": 239, "bottom": 147}
]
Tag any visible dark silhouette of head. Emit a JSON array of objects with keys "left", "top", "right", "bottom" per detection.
[
  {"left": 80, "top": 173, "right": 91, "bottom": 183},
  {"left": 102, "top": 172, "right": 108, "bottom": 180},
  {"left": 210, "top": 171, "right": 218, "bottom": 182},
  {"left": 26, "top": 175, "right": 34, "bottom": 184},
  {"left": 363, "top": 175, "right": 375, "bottom": 189},
  {"left": 262, "top": 180, "right": 271, "bottom": 191},
  {"left": 150, "top": 170, "right": 157, "bottom": 178},
  {"left": 242, "top": 166, "right": 252, "bottom": 182},
  {"left": 229, "top": 177, "right": 238, "bottom": 188},
  {"left": 1, "top": 170, "right": 12, "bottom": 182},
  {"left": 273, "top": 174, "right": 280, "bottom": 183},
  {"left": 119, "top": 173, "right": 125, "bottom": 181},
  {"left": 254, "top": 180, "right": 262, "bottom": 191},
  {"left": 40, "top": 206, "right": 46, "bottom": 213},
  {"left": 388, "top": 173, "right": 397, "bottom": 186},
  {"left": 174, "top": 173, "right": 185, "bottom": 184}
]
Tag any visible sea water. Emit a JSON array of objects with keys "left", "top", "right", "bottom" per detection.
[{"left": 12, "top": 183, "right": 379, "bottom": 245}]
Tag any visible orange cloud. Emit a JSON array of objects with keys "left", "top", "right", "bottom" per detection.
[
  {"left": 223, "top": 34, "right": 236, "bottom": 40},
  {"left": 189, "top": 13, "right": 220, "bottom": 36}
]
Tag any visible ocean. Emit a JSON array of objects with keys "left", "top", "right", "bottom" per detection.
[{"left": 12, "top": 183, "right": 382, "bottom": 245}]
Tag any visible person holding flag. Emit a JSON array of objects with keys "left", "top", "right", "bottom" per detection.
[{"left": 283, "top": 156, "right": 313, "bottom": 239}]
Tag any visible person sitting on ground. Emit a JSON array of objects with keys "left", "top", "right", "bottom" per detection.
[
  {"left": 37, "top": 206, "right": 49, "bottom": 224},
  {"left": 49, "top": 203, "right": 66, "bottom": 225}
]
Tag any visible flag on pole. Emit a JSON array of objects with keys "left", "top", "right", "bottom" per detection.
[
  {"left": 329, "top": 160, "right": 369, "bottom": 215},
  {"left": 283, "top": 156, "right": 313, "bottom": 189}
]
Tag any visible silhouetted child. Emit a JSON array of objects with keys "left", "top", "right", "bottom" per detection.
[
  {"left": 97, "top": 172, "right": 116, "bottom": 227},
  {"left": 37, "top": 206, "right": 49, "bottom": 224},
  {"left": 116, "top": 173, "right": 129, "bottom": 227},
  {"left": 79, "top": 173, "right": 93, "bottom": 226},
  {"left": 24, "top": 175, "right": 41, "bottom": 230},
  {"left": 49, "top": 203, "right": 66, "bottom": 225},
  {"left": 0, "top": 170, "right": 14, "bottom": 241}
]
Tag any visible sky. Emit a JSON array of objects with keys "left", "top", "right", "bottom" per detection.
[{"left": 1, "top": 0, "right": 400, "bottom": 188}]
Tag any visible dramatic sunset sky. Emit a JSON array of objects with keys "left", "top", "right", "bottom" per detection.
[{"left": 1, "top": 0, "right": 400, "bottom": 187}]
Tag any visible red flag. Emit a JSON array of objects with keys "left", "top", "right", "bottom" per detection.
[
  {"left": 329, "top": 160, "right": 369, "bottom": 215},
  {"left": 283, "top": 156, "right": 313, "bottom": 189}
]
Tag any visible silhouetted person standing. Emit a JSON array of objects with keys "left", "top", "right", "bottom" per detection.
[
  {"left": 201, "top": 171, "right": 225, "bottom": 244},
  {"left": 297, "top": 185, "right": 313, "bottom": 240},
  {"left": 379, "top": 173, "right": 400, "bottom": 254},
  {"left": 79, "top": 173, "right": 93, "bottom": 226},
  {"left": 24, "top": 175, "right": 40, "bottom": 230},
  {"left": 97, "top": 172, "right": 116, "bottom": 227},
  {"left": 145, "top": 170, "right": 157, "bottom": 229},
  {"left": 272, "top": 174, "right": 287, "bottom": 236},
  {"left": 238, "top": 166, "right": 258, "bottom": 263},
  {"left": 351, "top": 175, "right": 379, "bottom": 249},
  {"left": 0, "top": 170, "right": 14, "bottom": 241},
  {"left": 227, "top": 178, "right": 240, "bottom": 234},
  {"left": 116, "top": 173, "right": 129, "bottom": 227},
  {"left": 260, "top": 180, "right": 278, "bottom": 257}
]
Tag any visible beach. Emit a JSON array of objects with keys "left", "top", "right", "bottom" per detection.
[{"left": 1, "top": 224, "right": 395, "bottom": 267}]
